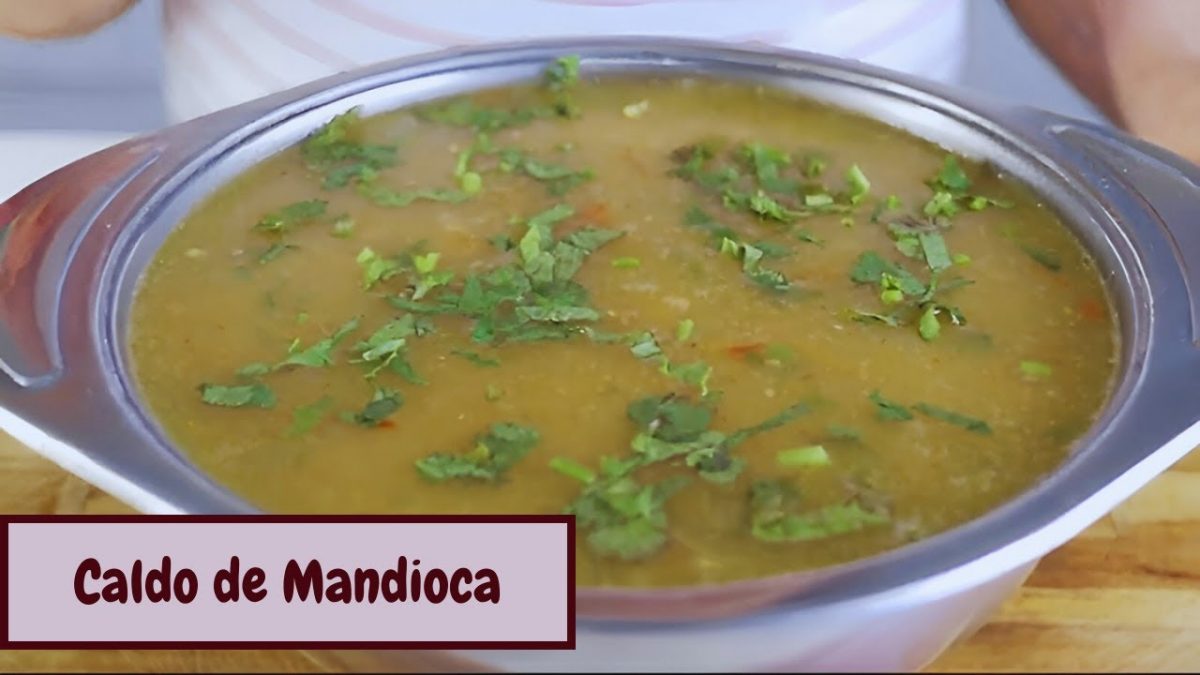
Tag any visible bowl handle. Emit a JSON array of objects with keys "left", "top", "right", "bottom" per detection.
[
  {"left": 0, "top": 140, "right": 161, "bottom": 387},
  {"left": 1031, "top": 116, "right": 1200, "bottom": 345}
]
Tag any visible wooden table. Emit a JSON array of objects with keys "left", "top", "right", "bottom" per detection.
[{"left": 0, "top": 432, "right": 1196, "bottom": 673}]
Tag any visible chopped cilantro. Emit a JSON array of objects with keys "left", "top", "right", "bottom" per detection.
[
  {"left": 923, "top": 191, "right": 960, "bottom": 218},
  {"left": 870, "top": 390, "right": 913, "bottom": 421},
  {"left": 933, "top": 155, "right": 971, "bottom": 193},
  {"left": 499, "top": 148, "right": 594, "bottom": 195},
  {"left": 516, "top": 305, "right": 599, "bottom": 323},
  {"left": 300, "top": 109, "right": 397, "bottom": 188},
  {"left": 725, "top": 400, "right": 812, "bottom": 447},
  {"left": 827, "top": 424, "right": 862, "bottom": 442},
  {"left": 913, "top": 402, "right": 992, "bottom": 434},
  {"left": 611, "top": 257, "right": 641, "bottom": 269},
  {"left": 347, "top": 387, "right": 403, "bottom": 427},
  {"left": 417, "top": 98, "right": 551, "bottom": 132},
  {"left": 750, "top": 480, "right": 890, "bottom": 543},
  {"left": 660, "top": 360, "right": 713, "bottom": 396},
  {"left": 924, "top": 155, "right": 1012, "bottom": 217},
  {"left": 357, "top": 184, "right": 469, "bottom": 208},
  {"left": 969, "top": 195, "right": 1014, "bottom": 210},
  {"left": 1021, "top": 244, "right": 1062, "bottom": 271},
  {"left": 628, "top": 332, "right": 664, "bottom": 360},
  {"left": 566, "top": 470, "right": 688, "bottom": 561},
  {"left": 544, "top": 54, "right": 582, "bottom": 118},
  {"left": 410, "top": 251, "right": 454, "bottom": 300},
  {"left": 849, "top": 252, "right": 926, "bottom": 296},
  {"left": 352, "top": 315, "right": 430, "bottom": 381},
  {"left": 459, "top": 170, "right": 483, "bottom": 195},
  {"left": 918, "top": 305, "right": 942, "bottom": 341},
  {"left": 777, "top": 445, "right": 832, "bottom": 468},
  {"left": 236, "top": 362, "right": 272, "bottom": 377},
  {"left": 741, "top": 142, "right": 794, "bottom": 193},
  {"left": 720, "top": 237, "right": 791, "bottom": 293},
  {"left": 676, "top": 318, "right": 695, "bottom": 342},
  {"left": 549, "top": 456, "right": 596, "bottom": 483},
  {"left": 681, "top": 205, "right": 737, "bottom": 244},
  {"left": 199, "top": 382, "right": 276, "bottom": 409},
  {"left": 416, "top": 423, "right": 540, "bottom": 482},
  {"left": 288, "top": 396, "right": 333, "bottom": 437},
  {"left": 627, "top": 395, "right": 713, "bottom": 443},
  {"left": 254, "top": 199, "right": 327, "bottom": 233},
  {"left": 278, "top": 317, "right": 360, "bottom": 369},
  {"left": 804, "top": 193, "right": 835, "bottom": 208},
  {"left": 917, "top": 231, "right": 952, "bottom": 272},
  {"left": 356, "top": 247, "right": 402, "bottom": 289},
  {"left": 258, "top": 243, "right": 296, "bottom": 264},
  {"left": 845, "top": 164, "right": 871, "bottom": 204},
  {"left": 1020, "top": 360, "right": 1053, "bottom": 379},
  {"left": 488, "top": 234, "right": 514, "bottom": 252}
]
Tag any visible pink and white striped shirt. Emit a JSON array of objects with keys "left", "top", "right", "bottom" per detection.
[{"left": 163, "top": 0, "right": 967, "bottom": 122}]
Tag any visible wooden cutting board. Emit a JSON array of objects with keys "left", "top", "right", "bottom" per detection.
[{"left": 0, "top": 432, "right": 1196, "bottom": 673}]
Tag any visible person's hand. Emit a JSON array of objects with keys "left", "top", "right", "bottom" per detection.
[
  {"left": 0, "top": 0, "right": 134, "bottom": 39},
  {"left": 1008, "top": 0, "right": 1200, "bottom": 164}
]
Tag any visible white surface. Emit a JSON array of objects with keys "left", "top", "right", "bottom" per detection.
[{"left": 0, "top": 131, "right": 132, "bottom": 202}]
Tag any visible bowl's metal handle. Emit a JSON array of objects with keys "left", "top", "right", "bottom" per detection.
[
  {"left": 1034, "top": 115, "right": 1200, "bottom": 345},
  {"left": 0, "top": 140, "right": 162, "bottom": 388}
]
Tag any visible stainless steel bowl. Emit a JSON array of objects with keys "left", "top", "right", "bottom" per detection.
[{"left": 3, "top": 39, "right": 1199, "bottom": 672}]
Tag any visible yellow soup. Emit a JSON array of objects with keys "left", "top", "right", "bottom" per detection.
[{"left": 130, "top": 59, "right": 1117, "bottom": 588}]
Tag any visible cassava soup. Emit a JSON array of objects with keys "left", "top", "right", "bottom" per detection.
[{"left": 130, "top": 57, "right": 1117, "bottom": 587}]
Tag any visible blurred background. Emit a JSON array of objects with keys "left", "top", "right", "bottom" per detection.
[
  {"left": 0, "top": 0, "right": 1105, "bottom": 199},
  {"left": 0, "top": 0, "right": 1105, "bottom": 132}
]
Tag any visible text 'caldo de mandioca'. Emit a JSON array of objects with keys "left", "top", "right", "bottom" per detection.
[{"left": 73, "top": 556, "right": 500, "bottom": 605}]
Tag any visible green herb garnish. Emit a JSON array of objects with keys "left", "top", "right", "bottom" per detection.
[
  {"left": 411, "top": 252, "right": 454, "bottom": 300},
  {"left": 846, "top": 164, "right": 870, "bottom": 204},
  {"left": 254, "top": 200, "right": 327, "bottom": 233},
  {"left": 258, "top": 243, "right": 296, "bottom": 264},
  {"left": 347, "top": 387, "right": 403, "bottom": 427},
  {"left": 913, "top": 402, "right": 992, "bottom": 434},
  {"left": 827, "top": 424, "right": 862, "bottom": 442},
  {"left": 301, "top": 109, "right": 397, "bottom": 188},
  {"left": 676, "top": 318, "right": 695, "bottom": 342},
  {"left": 750, "top": 479, "right": 889, "bottom": 543},
  {"left": 278, "top": 317, "right": 360, "bottom": 369},
  {"left": 1020, "top": 360, "right": 1053, "bottom": 379},
  {"left": 352, "top": 315, "right": 432, "bottom": 381},
  {"left": 544, "top": 54, "right": 582, "bottom": 118},
  {"left": 720, "top": 237, "right": 791, "bottom": 293},
  {"left": 777, "top": 445, "right": 832, "bottom": 468},
  {"left": 356, "top": 247, "right": 402, "bottom": 289},
  {"left": 870, "top": 390, "right": 913, "bottom": 421},
  {"left": 288, "top": 396, "right": 333, "bottom": 437},
  {"left": 416, "top": 422, "right": 540, "bottom": 482},
  {"left": 199, "top": 382, "right": 276, "bottom": 409}
]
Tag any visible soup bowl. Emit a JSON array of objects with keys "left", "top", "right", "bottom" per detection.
[{"left": 2, "top": 39, "right": 1200, "bottom": 672}]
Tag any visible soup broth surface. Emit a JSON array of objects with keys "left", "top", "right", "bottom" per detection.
[{"left": 131, "top": 65, "right": 1117, "bottom": 587}]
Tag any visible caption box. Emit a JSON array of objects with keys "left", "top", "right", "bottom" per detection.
[{"left": 1, "top": 515, "right": 573, "bottom": 649}]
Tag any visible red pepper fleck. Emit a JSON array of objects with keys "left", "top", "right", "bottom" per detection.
[
  {"left": 579, "top": 202, "right": 610, "bottom": 225},
  {"left": 727, "top": 343, "right": 767, "bottom": 360},
  {"left": 1078, "top": 297, "right": 1105, "bottom": 321}
]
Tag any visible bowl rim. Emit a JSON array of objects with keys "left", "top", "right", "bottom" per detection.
[{"left": 5, "top": 37, "right": 1200, "bottom": 623}]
